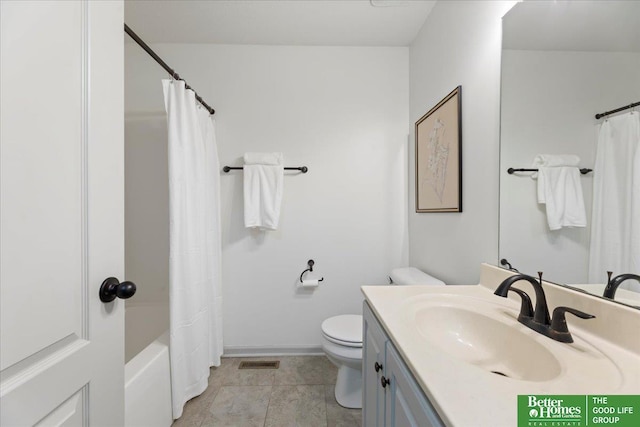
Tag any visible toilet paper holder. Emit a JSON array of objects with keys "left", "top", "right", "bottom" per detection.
[{"left": 299, "top": 259, "right": 324, "bottom": 283}]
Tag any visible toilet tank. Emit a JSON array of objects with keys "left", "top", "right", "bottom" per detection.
[{"left": 389, "top": 267, "right": 445, "bottom": 286}]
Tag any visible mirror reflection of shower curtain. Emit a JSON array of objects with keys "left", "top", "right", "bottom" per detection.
[
  {"left": 163, "top": 80, "right": 223, "bottom": 419},
  {"left": 589, "top": 112, "right": 640, "bottom": 290}
]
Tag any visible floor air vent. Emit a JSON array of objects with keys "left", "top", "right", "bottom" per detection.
[{"left": 238, "top": 360, "right": 280, "bottom": 370}]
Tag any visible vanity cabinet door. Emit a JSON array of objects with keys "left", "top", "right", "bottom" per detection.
[
  {"left": 384, "top": 344, "right": 444, "bottom": 427},
  {"left": 363, "top": 302, "right": 387, "bottom": 427}
]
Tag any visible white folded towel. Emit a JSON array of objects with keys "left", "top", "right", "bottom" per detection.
[
  {"left": 243, "top": 152, "right": 284, "bottom": 230},
  {"left": 532, "top": 154, "right": 586, "bottom": 230}
]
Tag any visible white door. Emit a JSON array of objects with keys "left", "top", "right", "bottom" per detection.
[{"left": 1, "top": 1, "right": 125, "bottom": 425}]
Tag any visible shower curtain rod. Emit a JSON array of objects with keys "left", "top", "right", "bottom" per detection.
[
  {"left": 595, "top": 101, "right": 638, "bottom": 119},
  {"left": 124, "top": 23, "right": 215, "bottom": 115}
]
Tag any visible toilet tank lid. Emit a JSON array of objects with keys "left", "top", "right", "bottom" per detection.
[
  {"left": 321, "top": 315, "right": 362, "bottom": 343},
  {"left": 390, "top": 267, "right": 445, "bottom": 286}
]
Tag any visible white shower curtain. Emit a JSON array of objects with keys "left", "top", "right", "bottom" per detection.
[
  {"left": 589, "top": 112, "right": 640, "bottom": 289},
  {"left": 162, "top": 80, "right": 223, "bottom": 418}
]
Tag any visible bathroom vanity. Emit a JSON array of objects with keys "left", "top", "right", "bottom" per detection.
[
  {"left": 363, "top": 302, "right": 444, "bottom": 427},
  {"left": 361, "top": 264, "right": 640, "bottom": 427}
]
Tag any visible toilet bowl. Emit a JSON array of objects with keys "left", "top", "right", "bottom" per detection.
[
  {"left": 321, "top": 315, "right": 363, "bottom": 409},
  {"left": 321, "top": 267, "right": 445, "bottom": 409}
]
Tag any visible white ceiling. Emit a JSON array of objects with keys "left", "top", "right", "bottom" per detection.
[
  {"left": 124, "top": 0, "right": 437, "bottom": 46},
  {"left": 503, "top": 1, "right": 640, "bottom": 52}
]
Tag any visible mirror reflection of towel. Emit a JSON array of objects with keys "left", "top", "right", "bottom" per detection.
[
  {"left": 537, "top": 167, "right": 586, "bottom": 230},
  {"left": 532, "top": 155, "right": 586, "bottom": 231}
]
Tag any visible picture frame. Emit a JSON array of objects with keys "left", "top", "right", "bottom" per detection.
[{"left": 415, "top": 86, "right": 462, "bottom": 213}]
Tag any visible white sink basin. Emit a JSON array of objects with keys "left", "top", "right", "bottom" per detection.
[
  {"left": 398, "top": 293, "right": 621, "bottom": 387},
  {"left": 415, "top": 305, "right": 561, "bottom": 381}
]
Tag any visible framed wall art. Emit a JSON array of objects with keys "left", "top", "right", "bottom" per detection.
[{"left": 415, "top": 86, "right": 462, "bottom": 213}]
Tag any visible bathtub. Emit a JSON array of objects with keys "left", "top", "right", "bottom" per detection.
[{"left": 124, "top": 304, "right": 172, "bottom": 427}]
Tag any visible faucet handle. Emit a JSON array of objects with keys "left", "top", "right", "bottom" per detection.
[{"left": 549, "top": 307, "right": 595, "bottom": 343}]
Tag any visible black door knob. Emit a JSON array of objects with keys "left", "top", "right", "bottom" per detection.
[
  {"left": 374, "top": 362, "right": 383, "bottom": 372},
  {"left": 99, "top": 277, "right": 137, "bottom": 303}
]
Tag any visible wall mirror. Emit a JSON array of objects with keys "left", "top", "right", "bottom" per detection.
[{"left": 499, "top": 1, "right": 640, "bottom": 308}]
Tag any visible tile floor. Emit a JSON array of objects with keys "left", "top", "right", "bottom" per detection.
[{"left": 172, "top": 356, "right": 362, "bottom": 427}]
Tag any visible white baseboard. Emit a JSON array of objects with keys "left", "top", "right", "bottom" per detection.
[{"left": 223, "top": 345, "right": 324, "bottom": 358}]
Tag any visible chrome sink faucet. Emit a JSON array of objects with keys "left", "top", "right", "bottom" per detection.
[
  {"left": 603, "top": 271, "right": 640, "bottom": 299},
  {"left": 494, "top": 272, "right": 595, "bottom": 343}
]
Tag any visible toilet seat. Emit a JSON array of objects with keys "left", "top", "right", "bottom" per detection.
[
  {"left": 322, "top": 333, "right": 362, "bottom": 348},
  {"left": 321, "top": 315, "right": 362, "bottom": 348}
]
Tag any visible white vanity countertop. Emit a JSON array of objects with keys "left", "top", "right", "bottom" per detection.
[{"left": 361, "top": 272, "right": 640, "bottom": 427}]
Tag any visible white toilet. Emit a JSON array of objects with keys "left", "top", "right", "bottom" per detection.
[{"left": 321, "top": 267, "right": 445, "bottom": 409}]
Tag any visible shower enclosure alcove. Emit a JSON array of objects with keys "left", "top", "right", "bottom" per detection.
[{"left": 123, "top": 42, "right": 173, "bottom": 427}]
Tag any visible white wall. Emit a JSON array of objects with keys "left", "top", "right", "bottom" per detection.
[
  {"left": 408, "top": 1, "right": 517, "bottom": 285},
  {"left": 125, "top": 43, "right": 409, "bottom": 353},
  {"left": 500, "top": 50, "right": 640, "bottom": 284}
]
